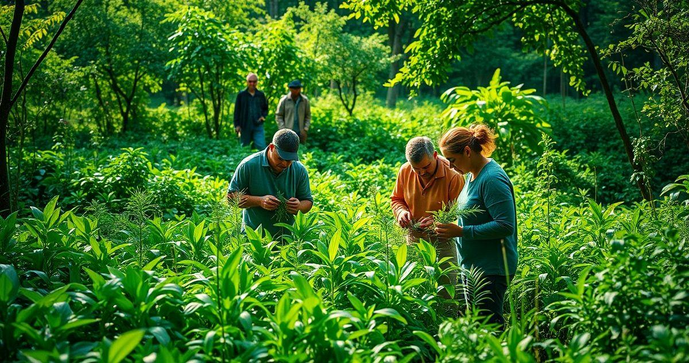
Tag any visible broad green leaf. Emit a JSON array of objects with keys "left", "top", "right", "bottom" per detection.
[
  {"left": 58, "top": 318, "right": 100, "bottom": 333},
  {"left": 143, "top": 256, "right": 165, "bottom": 271},
  {"left": 292, "top": 274, "right": 315, "bottom": 299},
  {"left": 413, "top": 331, "right": 440, "bottom": 353},
  {"left": 328, "top": 230, "right": 342, "bottom": 262},
  {"left": 373, "top": 308, "right": 407, "bottom": 324},
  {"left": 108, "top": 329, "right": 145, "bottom": 363},
  {"left": 0, "top": 264, "right": 19, "bottom": 304},
  {"left": 149, "top": 326, "right": 170, "bottom": 346},
  {"left": 395, "top": 244, "right": 407, "bottom": 270}
]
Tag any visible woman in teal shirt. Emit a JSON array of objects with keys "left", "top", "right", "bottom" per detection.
[{"left": 434, "top": 124, "right": 518, "bottom": 326}]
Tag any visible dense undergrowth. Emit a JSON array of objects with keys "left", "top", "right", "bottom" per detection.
[{"left": 2, "top": 96, "right": 688, "bottom": 362}]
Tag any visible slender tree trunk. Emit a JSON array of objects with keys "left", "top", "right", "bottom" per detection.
[
  {"left": 196, "top": 71, "right": 213, "bottom": 139},
  {"left": 560, "top": 69, "right": 566, "bottom": 108},
  {"left": 93, "top": 75, "right": 113, "bottom": 134},
  {"left": 350, "top": 78, "right": 358, "bottom": 116},
  {"left": 542, "top": 35, "right": 548, "bottom": 95},
  {"left": 0, "top": 1, "right": 25, "bottom": 217},
  {"left": 561, "top": 3, "right": 651, "bottom": 200},
  {"left": 386, "top": 17, "right": 406, "bottom": 108},
  {"left": 269, "top": 0, "right": 279, "bottom": 19}
]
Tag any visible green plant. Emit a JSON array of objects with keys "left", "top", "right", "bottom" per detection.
[
  {"left": 272, "top": 190, "right": 290, "bottom": 224},
  {"left": 441, "top": 69, "right": 550, "bottom": 165}
]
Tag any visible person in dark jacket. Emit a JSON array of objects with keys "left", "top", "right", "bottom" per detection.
[{"left": 234, "top": 73, "right": 269, "bottom": 149}]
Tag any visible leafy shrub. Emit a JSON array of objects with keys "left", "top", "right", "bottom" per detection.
[{"left": 549, "top": 94, "right": 689, "bottom": 203}]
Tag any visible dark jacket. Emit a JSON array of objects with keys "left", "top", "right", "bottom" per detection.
[{"left": 234, "top": 89, "right": 268, "bottom": 142}]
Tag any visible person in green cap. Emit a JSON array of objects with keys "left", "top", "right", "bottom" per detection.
[
  {"left": 276, "top": 80, "right": 311, "bottom": 143},
  {"left": 227, "top": 129, "right": 313, "bottom": 238}
]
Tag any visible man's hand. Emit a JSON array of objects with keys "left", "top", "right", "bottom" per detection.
[
  {"left": 418, "top": 216, "right": 434, "bottom": 229},
  {"left": 397, "top": 210, "right": 411, "bottom": 228},
  {"left": 235, "top": 126, "right": 241, "bottom": 135},
  {"left": 286, "top": 197, "right": 300, "bottom": 214},
  {"left": 260, "top": 195, "right": 280, "bottom": 211},
  {"left": 435, "top": 223, "right": 463, "bottom": 239},
  {"left": 258, "top": 117, "right": 265, "bottom": 123},
  {"left": 300, "top": 129, "right": 308, "bottom": 143}
]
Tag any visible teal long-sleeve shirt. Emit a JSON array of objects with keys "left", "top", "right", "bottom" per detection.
[{"left": 457, "top": 159, "right": 518, "bottom": 276}]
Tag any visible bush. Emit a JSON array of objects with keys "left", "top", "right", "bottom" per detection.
[
  {"left": 308, "top": 94, "right": 446, "bottom": 164},
  {"left": 549, "top": 94, "right": 689, "bottom": 203}
]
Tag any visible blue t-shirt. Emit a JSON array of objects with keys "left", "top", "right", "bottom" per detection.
[
  {"left": 457, "top": 159, "right": 518, "bottom": 276},
  {"left": 228, "top": 150, "right": 313, "bottom": 237}
]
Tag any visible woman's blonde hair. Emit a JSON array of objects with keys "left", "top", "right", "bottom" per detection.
[{"left": 439, "top": 124, "right": 497, "bottom": 157}]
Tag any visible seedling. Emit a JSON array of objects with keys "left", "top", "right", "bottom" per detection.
[
  {"left": 272, "top": 190, "right": 290, "bottom": 222},
  {"left": 408, "top": 202, "right": 483, "bottom": 237}
]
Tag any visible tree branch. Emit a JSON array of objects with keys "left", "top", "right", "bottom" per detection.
[
  {"left": 2, "top": 1, "right": 24, "bottom": 117},
  {"left": 10, "top": 0, "right": 85, "bottom": 108},
  {"left": 0, "top": 25, "right": 8, "bottom": 45}
]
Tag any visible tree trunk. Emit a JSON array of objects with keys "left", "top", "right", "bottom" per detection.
[
  {"left": 386, "top": 17, "right": 406, "bottom": 108},
  {"left": 93, "top": 75, "right": 113, "bottom": 134},
  {"left": 560, "top": 69, "right": 566, "bottom": 108},
  {"left": 121, "top": 107, "right": 130, "bottom": 132},
  {"left": 542, "top": 35, "right": 548, "bottom": 95},
  {"left": 0, "top": 1, "right": 25, "bottom": 217},
  {"left": 561, "top": 3, "right": 651, "bottom": 200},
  {"left": 269, "top": 0, "right": 279, "bottom": 19}
]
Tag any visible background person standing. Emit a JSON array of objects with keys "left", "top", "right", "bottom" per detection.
[
  {"left": 234, "top": 73, "right": 269, "bottom": 149},
  {"left": 276, "top": 80, "right": 311, "bottom": 143}
]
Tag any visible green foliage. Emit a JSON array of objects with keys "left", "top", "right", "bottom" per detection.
[
  {"left": 59, "top": 0, "right": 172, "bottom": 132},
  {"left": 23, "top": 138, "right": 244, "bottom": 217},
  {"left": 3, "top": 177, "right": 688, "bottom": 361},
  {"left": 605, "top": 0, "right": 689, "bottom": 148},
  {"left": 165, "top": 5, "right": 247, "bottom": 139},
  {"left": 4, "top": 3, "right": 689, "bottom": 359},
  {"left": 548, "top": 95, "right": 689, "bottom": 203},
  {"left": 272, "top": 190, "right": 290, "bottom": 223},
  {"left": 250, "top": 18, "right": 306, "bottom": 107},
  {"left": 442, "top": 69, "right": 550, "bottom": 165},
  {"left": 344, "top": 0, "right": 591, "bottom": 94},
  {"left": 307, "top": 94, "right": 444, "bottom": 165},
  {"left": 287, "top": 3, "right": 393, "bottom": 115}
]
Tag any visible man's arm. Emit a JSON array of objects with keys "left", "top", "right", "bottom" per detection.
[
  {"left": 227, "top": 192, "right": 280, "bottom": 211},
  {"left": 275, "top": 97, "right": 285, "bottom": 129},
  {"left": 227, "top": 162, "right": 277, "bottom": 210},
  {"left": 287, "top": 165, "right": 314, "bottom": 214},
  {"left": 391, "top": 166, "right": 411, "bottom": 227},
  {"left": 286, "top": 198, "right": 313, "bottom": 214},
  {"left": 303, "top": 97, "right": 311, "bottom": 131}
]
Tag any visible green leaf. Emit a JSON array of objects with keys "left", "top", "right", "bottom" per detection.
[
  {"left": 0, "top": 264, "right": 20, "bottom": 304},
  {"left": 143, "top": 256, "right": 165, "bottom": 271},
  {"left": 347, "top": 292, "right": 366, "bottom": 315},
  {"left": 373, "top": 308, "right": 407, "bottom": 324},
  {"left": 395, "top": 244, "right": 407, "bottom": 270},
  {"left": 43, "top": 196, "right": 59, "bottom": 220},
  {"left": 292, "top": 274, "right": 315, "bottom": 299},
  {"left": 58, "top": 318, "right": 100, "bottom": 333},
  {"left": 413, "top": 331, "right": 441, "bottom": 353},
  {"left": 328, "top": 230, "right": 342, "bottom": 262},
  {"left": 83, "top": 267, "right": 105, "bottom": 289},
  {"left": 108, "top": 329, "right": 145, "bottom": 363},
  {"left": 149, "top": 326, "right": 170, "bottom": 346}
]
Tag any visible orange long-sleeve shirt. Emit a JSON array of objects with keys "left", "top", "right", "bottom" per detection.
[{"left": 391, "top": 156, "right": 464, "bottom": 223}]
